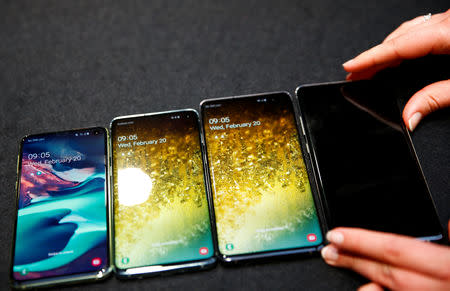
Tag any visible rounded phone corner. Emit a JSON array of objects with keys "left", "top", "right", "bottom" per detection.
[
  {"left": 184, "top": 108, "right": 199, "bottom": 116},
  {"left": 113, "top": 268, "right": 131, "bottom": 280},
  {"left": 96, "top": 265, "right": 113, "bottom": 280},
  {"left": 278, "top": 90, "right": 292, "bottom": 98},
  {"left": 19, "top": 134, "right": 31, "bottom": 144},
  {"left": 10, "top": 279, "right": 23, "bottom": 290},
  {"left": 199, "top": 98, "right": 211, "bottom": 109},
  {"left": 201, "top": 256, "right": 218, "bottom": 270},
  {"left": 217, "top": 253, "right": 235, "bottom": 265},
  {"left": 294, "top": 85, "right": 304, "bottom": 97}
]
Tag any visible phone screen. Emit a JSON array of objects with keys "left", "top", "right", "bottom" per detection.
[
  {"left": 201, "top": 93, "right": 323, "bottom": 257},
  {"left": 12, "top": 128, "right": 109, "bottom": 282},
  {"left": 111, "top": 111, "right": 214, "bottom": 270},
  {"left": 297, "top": 81, "right": 442, "bottom": 238}
]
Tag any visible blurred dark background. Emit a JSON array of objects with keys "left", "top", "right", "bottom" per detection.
[{"left": 1, "top": 1, "right": 449, "bottom": 290}]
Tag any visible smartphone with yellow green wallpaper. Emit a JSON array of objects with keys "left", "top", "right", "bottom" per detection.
[
  {"left": 200, "top": 92, "right": 325, "bottom": 263},
  {"left": 111, "top": 110, "right": 216, "bottom": 278}
]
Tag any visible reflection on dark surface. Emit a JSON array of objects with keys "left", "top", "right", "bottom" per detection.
[
  {"left": 341, "top": 86, "right": 402, "bottom": 132},
  {"left": 298, "top": 80, "right": 442, "bottom": 237}
]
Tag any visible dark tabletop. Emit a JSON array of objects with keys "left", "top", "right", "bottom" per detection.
[{"left": 1, "top": 1, "right": 449, "bottom": 290}]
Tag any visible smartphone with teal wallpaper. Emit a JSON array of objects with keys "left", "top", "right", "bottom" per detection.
[{"left": 11, "top": 127, "right": 112, "bottom": 289}]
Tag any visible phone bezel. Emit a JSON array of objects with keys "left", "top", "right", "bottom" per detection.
[
  {"left": 109, "top": 109, "right": 217, "bottom": 279},
  {"left": 199, "top": 92, "right": 328, "bottom": 264},
  {"left": 295, "top": 80, "right": 443, "bottom": 242},
  {"left": 10, "top": 127, "right": 113, "bottom": 289}
]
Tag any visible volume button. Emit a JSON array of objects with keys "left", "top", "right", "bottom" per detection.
[
  {"left": 305, "top": 143, "right": 310, "bottom": 154},
  {"left": 299, "top": 117, "right": 306, "bottom": 136},
  {"left": 200, "top": 134, "right": 205, "bottom": 146}
]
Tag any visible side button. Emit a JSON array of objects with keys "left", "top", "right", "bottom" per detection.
[{"left": 299, "top": 117, "right": 306, "bottom": 136}]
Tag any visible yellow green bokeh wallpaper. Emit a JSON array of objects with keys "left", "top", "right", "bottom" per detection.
[
  {"left": 203, "top": 94, "right": 323, "bottom": 256},
  {"left": 112, "top": 112, "right": 214, "bottom": 269}
]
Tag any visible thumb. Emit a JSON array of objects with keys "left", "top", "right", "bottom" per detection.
[{"left": 402, "top": 79, "right": 450, "bottom": 131}]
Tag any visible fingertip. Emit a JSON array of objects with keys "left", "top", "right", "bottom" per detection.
[
  {"left": 321, "top": 245, "right": 339, "bottom": 262},
  {"left": 326, "top": 230, "right": 344, "bottom": 245},
  {"left": 402, "top": 101, "right": 419, "bottom": 131},
  {"left": 407, "top": 112, "right": 422, "bottom": 132},
  {"left": 402, "top": 80, "right": 450, "bottom": 131},
  {"left": 343, "top": 59, "right": 356, "bottom": 70},
  {"left": 358, "top": 282, "right": 384, "bottom": 291}
]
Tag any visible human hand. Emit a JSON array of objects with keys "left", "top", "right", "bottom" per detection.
[
  {"left": 321, "top": 221, "right": 450, "bottom": 291},
  {"left": 343, "top": 10, "right": 450, "bottom": 131}
]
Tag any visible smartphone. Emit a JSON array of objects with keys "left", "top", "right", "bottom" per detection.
[
  {"left": 295, "top": 80, "right": 443, "bottom": 240},
  {"left": 11, "top": 127, "right": 112, "bottom": 289},
  {"left": 200, "top": 92, "right": 325, "bottom": 263},
  {"left": 111, "top": 110, "right": 216, "bottom": 278}
]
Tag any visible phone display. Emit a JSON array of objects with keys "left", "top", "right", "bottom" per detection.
[
  {"left": 201, "top": 93, "right": 323, "bottom": 260},
  {"left": 11, "top": 128, "right": 110, "bottom": 287},
  {"left": 296, "top": 81, "right": 442, "bottom": 239},
  {"left": 111, "top": 110, "right": 215, "bottom": 276}
]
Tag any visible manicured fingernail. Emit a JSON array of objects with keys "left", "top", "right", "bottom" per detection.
[
  {"left": 321, "top": 245, "right": 339, "bottom": 261},
  {"left": 343, "top": 59, "right": 355, "bottom": 67},
  {"left": 408, "top": 112, "right": 422, "bottom": 131},
  {"left": 326, "top": 230, "right": 344, "bottom": 244}
]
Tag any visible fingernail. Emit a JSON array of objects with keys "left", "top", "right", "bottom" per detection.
[
  {"left": 343, "top": 59, "right": 355, "bottom": 67},
  {"left": 321, "top": 245, "right": 339, "bottom": 261},
  {"left": 326, "top": 230, "right": 344, "bottom": 245},
  {"left": 408, "top": 112, "right": 422, "bottom": 131}
]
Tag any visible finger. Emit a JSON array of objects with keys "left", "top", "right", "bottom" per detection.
[
  {"left": 343, "top": 19, "right": 450, "bottom": 73},
  {"left": 384, "top": 11, "right": 449, "bottom": 43},
  {"left": 321, "top": 246, "right": 449, "bottom": 291},
  {"left": 358, "top": 282, "right": 384, "bottom": 291},
  {"left": 346, "top": 64, "right": 386, "bottom": 80},
  {"left": 402, "top": 79, "right": 450, "bottom": 131},
  {"left": 325, "top": 228, "right": 450, "bottom": 280},
  {"left": 346, "top": 60, "right": 402, "bottom": 80}
]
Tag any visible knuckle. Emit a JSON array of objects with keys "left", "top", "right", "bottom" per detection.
[
  {"left": 380, "top": 264, "right": 395, "bottom": 284},
  {"left": 386, "top": 38, "right": 402, "bottom": 59},
  {"left": 443, "top": 262, "right": 450, "bottom": 280},
  {"left": 335, "top": 253, "right": 355, "bottom": 269},
  {"left": 439, "top": 26, "right": 450, "bottom": 52},
  {"left": 381, "top": 237, "right": 402, "bottom": 262},
  {"left": 424, "top": 93, "right": 441, "bottom": 112},
  {"left": 345, "top": 255, "right": 357, "bottom": 269},
  {"left": 378, "top": 264, "right": 408, "bottom": 290}
]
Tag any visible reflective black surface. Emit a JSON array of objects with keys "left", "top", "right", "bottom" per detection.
[{"left": 297, "top": 80, "right": 442, "bottom": 238}]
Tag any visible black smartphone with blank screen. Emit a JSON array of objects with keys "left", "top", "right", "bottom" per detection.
[
  {"left": 295, "top": 80, "right": 442, "bottom": 240},
  {"left": 200, "top": 92, "right": 326, "bottom": 263},
  {"left": 110, "top": 110, "right": 216, "bottom": 278},
  {"left": 11, "top": 127, "right": 112, "bottom": 289}
]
